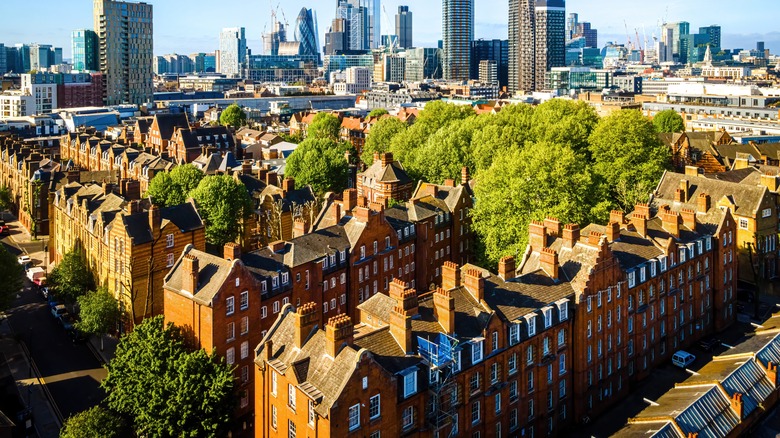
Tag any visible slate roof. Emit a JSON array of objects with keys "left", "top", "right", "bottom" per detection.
[
  {"left": 122, "top": 201, "right": 204, "bottom": 245},
  {"left": 483, "top": 270, "right": 575, "bottom": 323},
  {"left": 164, "top": 246, "right": 237, "bottom": 305},
  {"left": 360, "top": 157, "right": 412, "bottom": 185},
  {"left": 259, "top": 185, "right": 317, "bottom": 213},
  {"left": 635, "top": 385, "right": 739, "bottom": 437},
  {"left": 153, "top": 113, "right": 189, "bottom": 140},
  {"left": 654, "top": 170, "right": 768, "bottom": 217},
  {"left": 412, "top": 182, "right": 473, "bottom": 213},
  {"left": 613, "top": 422, "right": 682, "bottom": 438}
]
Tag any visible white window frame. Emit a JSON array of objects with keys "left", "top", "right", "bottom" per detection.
[
  {"left": 348, "top": 404, "right": 360, "bottom": 431},
  {"left": 403, "top": 370, "right": 417, "bottom": 398},
  {"left": 369, "top": 394, "right": 381, "bottom": 420},
  {"left": 472, "top": 340, "right": 484, "bottom": 364}
]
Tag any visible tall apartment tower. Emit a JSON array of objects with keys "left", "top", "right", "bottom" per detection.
[
  {"left": 219, "top": 27, "right": 247, "bottom": 78},
  {"left": 72, "top": 29, "right": 99, "bottom": 72},
  {"left": 93, "top": 0, "right": 153, "bottom": 106},
  {"left": 442, "top": 0, "right": 474, "bottom": 81},
  {"left": 396, "top": 6, "right": 413, "bottom": 49},
  {"left": 508, "top": 0, "right": 565, "bottom": 93}
]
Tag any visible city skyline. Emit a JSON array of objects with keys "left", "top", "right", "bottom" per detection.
[{"left": 0, "top": 0, "right": 777, "bottom": 59}]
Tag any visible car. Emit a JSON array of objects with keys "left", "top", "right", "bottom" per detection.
[
  {"left": 698, "top": 338, "right": 721, "bottom": 352},
  {"left": 17, "top": 255, "right": 31, "bottom": 266},
  {"left": 68, "top": 328, "right": 88, "bottom": 344},
  {"left": 51, "top": 304, "right": 67, "bottom": 319},
  {"left": 672, "top": 350, "right": 696, "bottom": 368},
  {"left": 0, "top": 224, "right": 8, "bottom": 236},
  {"left": 58, "top": 313, "right": 77, "bottom": 331},
  {"left": 47, "top": 295, "right": 59, "bottom": 309}
]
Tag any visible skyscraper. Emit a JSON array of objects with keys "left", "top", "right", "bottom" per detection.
[
  {"left": 295, "top": 8, "right": 320, "bottom": 61},
  {"left": 72, "top": 29, "right": 99, "bottom": 72},
  {"left": 509, "top": 0, "right": 566, "bottom": 92},
  {"left": 442, "top": 0, "right": 474, "bottom": 81},
  {"left": 93, "top": 0, "right": 153, "bottom": 105},
  {"left": 263, "top": 21, "right": 286, "bottom": 56},
  {"left": 662, "top": 21, "right": 690, "bottom": 63},
  {"left": 219, "top": 27, "right": 247, "bottom": 78},
  {"left": 396, "top": 6, "right": 413, "bottom": 49},
  {"left": 471, "top": 39, "right": 509, "bottom": 88}
]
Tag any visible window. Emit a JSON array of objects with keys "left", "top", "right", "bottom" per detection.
[
  {"left": 528, "top": 399, "right": 534, "bottom": 418},
  {"left": 559, "top": 379, "right": 566, "bottom": 398},
  {"left": 166, "top": 233, "right": 174, "bottom": 248},
  {"left": 508, "top": 353, "right": 517, "bottom": 374},
  {"left": 241, "top": 316, "right": 249, "bottom": 334},
  {"left": 547, "top": 364, "right": 553, "bottom": 383},
  {"left": 739, "top": 218, "right": 748, "bottom": 229},
  {"left": 309, "top": 400, "right": 316, "bottom": 427},
  {"left": 509, "top": 323, "right": 520, "bottom": 345},
  {"left": 226, "top": 297, "right": 234, "bottom": 315},
  {"left": 369, "top": 394, "right": 380, "bottom": 419},
  {"left": 240, "top": 291, "right": 248, "bottom": 310},
  {"left": 348, "top": 404, "right": 360, "bottom": 431},
  {"left": 510, "top": 380, "right": 518, "bottom": 400},
  {"left": 227, "top": 322, "right": 235, "bottom": 341},
  {"left": 495, "top": 393, "right": 502, "bottom": 414},
  {"left": 453, "top": 350, "right": 462, "bottom": 373},
  {"left": 558, "top": 301, "right": 568, "bottom": 321},
  {"left": 226, "top": 347, "right": 235, "bottom": 365},
  {"left": 492, "top": 331, "right": 499, "bottom": 351},
  {"left": 558, "top": 329, "right": 565, "bottom": 346},
  {"left": 288, "top": 383, "right": 296, "bottom": 410},
  {"left": 527, "top": 370, "right": 534, "bottom": 392},
  {"left": 559, "top": 354, "right": 566, "bottom": 375},
  {"left": 491, "top": 363, "right": 500, "bottom": 383},
  {"left": 272, "top": 405, "right": 277, "bottom": 429},
  {"left": 543, "top": 337, "right": 551, "bottom": 356},
  {"left": 166, "top": 253, "right": 174, "bottom": 267},
  {"left": 360, "top": 245, "right": 366, "bottom": 259},
  {"left": 470, "top": 372, "right": 481, "bottom": 393},
  {"left": 527, "top": 315, "right": 537, "bottom": 337},
  {"left": 472, "top": 340, "right": 483, "bottom": 364},
  {"left": 271, "top": 371, "right": 277, "bottom": 395},
  {"left": 526, "top": 346, "right": 534, "bottom": 364},
  {"left": 403, "top": 370, "right": 417, "bottom": 398},
  {"left": 261, "top": 306, "right": 267, "bottom": 319},
  {"left": 763, "top": 208, "right": 772, "bottom": 218},
  {"left": 241, "top": 365, "right": 249, "bottom": 382},
  {"left": 241, "top": 341, "right": 249, "bottom": 359},
  {"left": 402, "top": 406, "right": 414, "bottom": 430},
  {"left": 273, "top": 301, "right": 280, "bottom": 313},
  {"left": 471, "top": 400, "right": 481, "bottom": 424},
  {"left": 543, "top": 308, "right": 552, "bottom": 328}
]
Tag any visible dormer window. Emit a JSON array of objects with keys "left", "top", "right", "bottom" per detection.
[
  {"left": 329, "top": 254, "right": 336, "bottom": 266},
  {"left": 272, "top": 276, "right": 279, "bottom": 289},
  {"left": 543, "top": 307, "right": 553, "bottom": 328},
  {"left": 526, "top": 314, "right": 537, "bottom": 337},
  {"left": 281, "top": 272, "right": 289, "bottom": 284}
]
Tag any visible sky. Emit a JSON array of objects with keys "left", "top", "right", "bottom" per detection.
[{"left": 1, "top": 0, "right": 777, "bottom": 58}]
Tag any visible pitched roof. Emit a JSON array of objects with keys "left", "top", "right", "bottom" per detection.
[
  {"left": 654, "top": 170, "right": 768, "bottom": 217},
  {"left": 122, "top": 202, "right": 204, "bottom": 245},
  {"left": 164, "top": 246, "right": 238, "bottom": 305},
  {"left": 359, "top": 157, "right": 413, "bottom": 185},
  {"left": 153, "top": 113, "right": 189, "bottom": 140}
]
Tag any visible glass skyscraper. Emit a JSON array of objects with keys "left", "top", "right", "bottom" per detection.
[
  {"left": 442, "top": 0, "right": 474, "bottom": 81},
  {"left": 295, "top": 8, "right": 320, "bottom": 62},
  {"left": 509, "top": 0, "right": 566, "bottom": 92},
  {"left": 72, "top": 29, "right": 98, "bottom": 71},
  {"left": 219, "top": 27, "right": 247, "bottom": 78}
]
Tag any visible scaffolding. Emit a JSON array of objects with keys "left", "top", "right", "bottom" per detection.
[{"left": 419, "top": 333, "right": 460, "bottom": 436}]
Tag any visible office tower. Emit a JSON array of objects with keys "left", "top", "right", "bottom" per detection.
[
  {"left": 662, "top": 21, "right": 689, "bottom": 63},
  {"left": 29, "top": 44, "right": 53, "bottom": 71},
  {"left": 219, "top": 27, "right": 247, "bottom": 77},
  {"left": 534, "top": 1, "right": 566, "bottom": 90},
  {"left": 479, "top": 60, "right": 498, "bottom": 84},
  {"left": 509, "top": 0, "right": 565, "bottom": 93},
  {"left": 94, "top": 0, "right": 154, "bottom": 106},
  {"left": 442, "top": 0, "right": 474, "bottom": 81},
  {"left": 351, "top": 0, "right": 381, "bottom": 49},
  {"left": 405, "top": 47, "right": 443, "bottom": 81},
  {"left": 566, "top": 12, "right": 578, "bottom": 41},
  {"left": 336, "top": 0, "right": 369, "bottom": 51},
  {"left": 471, "top": 39, "right": 508, "bottom": 88},
  {"left": 295, "top": 8, "right": 320, "bottom": 61},
  {"left": 263, "top": 21, "right": 286, "bottom": 56},
  {"left": 325, "top": 18, "right": 349, "bottom": 55},
  {"left": 698, "top": 25, "right": 721, "bottom": 51},
  {"left": 396, "top": 6, "right": 413, "bottom": 49},
  {"left": 72, "top": 29, "right": 99, "bottom": 71},
  {"left": 757, "top": 41, "right": 766, "bottom": 58},
  {"left": 575, "top": 21, "right": 597, "bottom": 48},
  {"left": 0, "top": 45, "right": 6, "bottom": 75}
]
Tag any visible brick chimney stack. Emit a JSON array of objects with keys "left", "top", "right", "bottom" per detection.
[
  {"left": 461, "top": 166, "right": 470, "bottom": 186},
  {"left": 463, "top": 268, "right": 485, "bottom": 302},
  {"left": 698, "top": 192, "right": 711, "bottom": 213},
  {"left": 441, "top": 261, "right": 460, "bottom": 290},
  {"left": 380, "top": 152, "right": 393, "bottom": 168},
  {"left": 241, "top": 160, "right": 252, "bottom": 175},
  {"left": 282, "top": 177, "right": 295, "bottom": 194},
  {"left": 182, "top": 254, "right": 199, "bottom": 294},
  {"left": 635, "top": 203, "right": 650, "bottom": 218},
  {"left": 223, "top": 242, "right": 241, "bottom": 261},
  {"left": 433, "top": 288, "right": 455, "bottom": 335},
  {"left": 680, "top": 208, "right": 696, "bottom": 231},
  {"left": 389, "top": 306, "right": 414, "bottom": 354},
  {"left": 680, "top": 179, "right": 690, "bottom": 202},
  {"left": 354, "top": 206, "right": 370, "bottom": 222},
  {"left": 761, "top": 173, "right": 779, "bottom": 192},
  {"left": 544, "top": 217, "right": 562, "bottom": 237},
  {"left": 661, "top": 211, "right": 680, "bottom": 238},
  {"left": 606, "top": 221, "right": 620, "bottom": 242},
  {"left": 343, "top": 188, "right": 357, "bottom": 212},
  {"left": 373, "top": 151, "right": 380, "bottom": 163},
  {"left": 730, "top": 393, "right": 743, "bottom": 420},
  {"left": 293, "top": 218, "right": 309, "bottom": 238},
  {"left": 498, "top": 256, "right": 516, "bottom": 281},
  {"left": 540, "top": 247, "right": 559, "bottom": 281},
  {"left": 325, "top": 314, "right": 353, "bottom": 358},
  {"left": 562, "top": 224, "right": 580, "bottom": 249},
  {"left": 610, "top": 210, "right": 626, "bottom": 225},
  {"left": 529, "top": 221, "right": 547, "bottom": 252},
  {"left": 293, "top": 302, "right": 320, "bottom": 348},
  {"left": 632, "top": 213, "right": 648, "bottom": 237},
  {"left": 149, "top": 204, "right": 161, "bottom": 237},
  {"left": 766, "top": 362, "right": 778, "bottom": 386}
]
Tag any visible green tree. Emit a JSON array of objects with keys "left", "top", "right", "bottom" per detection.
[
  {"left": 219, "top": 104, "right": 247, "bottom": 129},
  {"left": 408, "top": 115, "right": 488, "bottom": 183},
  {"left": 49, "top": 248, "right": 94, "bottom": 302},
  {"left": 368, "top": 108, "right": 389, "bottom": 118},
  {"left": 0, "top": 245, "right": 24, "bottom": 311},
  {"left": 307, "top": 112, "right": 342, "bottom": 141},
  {"left": 280, "top": 132, "right": 303, "bottom": 144},
  {"left": 146, "top": 164, "right": 204, "bottom": 207},
  {"left": 471, "top": 142, "right": 596, "bottom": 267},
  {"left": 361, "top": 117, "right": 407, "bottom": 165},
  {"left": 76, "top": 287, "right": 120, "bottom": 351},
  {"left": 60, "top": 406, "right": 128, "bottom": 438},
  {"left": 190, "top": 175, "right": 254, "bottom": 247},
  {"left": 470, "top": 104, "right": 535, "bottom": 173},
  {"left": 285, "top": 137, "right": 350, "bottom": 194},
  {"left": 102, "top": 316, "right": 235, "bottom": 437},
  {"left": 0, "top": 185, "right": 12, "bottom": 211},
  {"left": 589, "top": 109, "right": 672, "bottom": 213},
  {"left": 531, "top": 99, "right": 599, "bottom": 155},
  {"left": 652, "top": 109, "right": 685, "bottom": 133}
]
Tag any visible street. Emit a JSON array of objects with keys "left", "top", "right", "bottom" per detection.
[{"left": 2, "top": 223, "right": 106, "bottom": 424}]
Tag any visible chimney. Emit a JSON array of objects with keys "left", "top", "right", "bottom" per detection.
[
  {"left": 256, "top": 167, "right": 268, "bottom": 182},
  {"left": 463, "top": 268, "right": 485, "bottom": 302},
  {"left": 697, "top": 192, "right": 711, "bottom": 213},
  {"left": 282, "top": 177, "right": 295, "bottom": 194},
  {"left": 730, "top": 393, "right": 743, "bottom": 420},
  {"left": 293, "top": 218, "right": 309, "bottom": 238},
  {"left": 680, "top": 208, "right": 696, "bottom": 231},
  {"left": 182, "top": 254, "right": 199, "bottom": 294},
  {"left": 126, "top": 199, "right": 141, "bottom": 214},
  {"left": 354, "top": 206, "right": 370, "bottom": 223},
  {"left": 149, "top": 204, "right": 161, "bottom": 237},
  {"left": 687, "top": 434, "right": 699, "bottom": 438},
  {"left": 540, "top": 247, "right": 559, "bottom": 281},
  {"left": 241, "top": 160, "right": 252, "bottom": 175},
  {"left": 766, "top": 362, "right": 778, "bottom": 386},
  {"left": 733, "top": 157, "right": 749, "bottom": 170},
  {"left": 380, "top": 152, "right": 393, "bottom": 168},
  {"left": 325, "top": 314, "right": 353, "bottom": 358},
  {"left": 102, "top": 182, "right": 112, "bottom": 195},
  {"left": 562, "top": 224, "right": 580, "bottom": 249},
  {"left": 610, "top": 210, "right": 626, "bottom": 225},
  {"left": 443, "top": 178, "right": 456, "bottom": 188},
  {"left": 661, "top": 211, "right": 680, "bottom": 238},
  {"left": 373, "top": 151, "right": 380, "bottom": 163},
  {"left": 389, "top": 306, "right": 414, "bottom": 353},
  {"left": 343, "top": 188, "right": 357, "bottom": 212},
  {"left": 685, "top": 166, "right": 701, "bottom": 177},
  {"left": 675, "top": 188, "right": 685, "bottom": 203},
  {"left": 332, "top": 203, "right": 342, "bottom": 224},
  {"left": 588, "top": 231, "right": 603, "bottom": 245},
  {"left": 632, "top": 214, "right": 648, "bottom": 236},
  {"left": 544, "top": 217, "right": 562, "bottom": 237},
  {"left": 761, "top": 173, "right": 779, "bottom": 192},
  {"left": 66, "top": 169, "right": 79, "bottom": 183},
  {"left": 441, "top": 261, "right": 460, "bottom": 290},
  {"left": 120, "top": 179, "right": 141, "bottom": 200},
  {"left": 433, "top": 288, "right": 456, "bottom": 335},
  {"left": 635, "top": 203, "right": 650, "bottom": 218},
  {"left": 223, "top": 242, "right": 241, "bottom": 261},
  {"left": 680, "top": 179, "right": 690, "bottom": 202},
  {"left": 461, "top": 166, "right": 470, "bottom": 186},
  {"left": 529, "top": 220, "right": 547, "bottom": 252},
  {"left": 498, "top": 256, "right": 516, "bottom": 281},
  {"left": 269, "top": 240, "right": 286, "bottom": 252},
  {"left": 265, "top": 171, "right": 278, "bottom": 187},
  {"left": 293, "top": 302, "right": 320, "bottom": 348},
  {"left": 607, "top": 221, "right": 620, "bottom": 242}
]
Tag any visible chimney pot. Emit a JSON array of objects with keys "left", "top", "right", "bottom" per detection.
[
  {"left": 529, "top": 220, "right": 547, "bottom": 252},
  {"left": 632, "top": 213, "right": 648, "bottom": 236},
  {"left": 433, "top": 288, "right": 456, "bottom": 334},
  {"left": 544, "top": 217, "right": 562, "bottom": 237},
  {"left": 610, "top": 210, "right": 626, "bottom": 225},
  {"left": 182, "top": 254, "right": 199, "bottom": 293},
  {"left": 294, "top": 302, "right": 320, "bottom": 348},
  {"left": 540, "top": 247, "right": 560, "bottom": 281},
  {"left": 498, "top": 256, "right": 516, "bottom": 281},
  {"left": 325, "top": 314, "right": 353, "bottom": 357},
  {"left": 562, "top": 223, "right": 580, "bottom": 249},
  {"left": 441, "top": 261, "right": 460, "bottom": 290},
  {"left": 607, "top": 221, "right": 620, "bottom": 242},
  {"left": 461, "top": 166, "right": 470, "bottom": 185},
  {"left": 223, "top": 242, "right": 241, "bottom": 261}
]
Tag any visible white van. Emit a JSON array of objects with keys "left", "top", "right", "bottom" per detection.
[{"left": 672, "top": 350, "right": 696, "bottom": 368}]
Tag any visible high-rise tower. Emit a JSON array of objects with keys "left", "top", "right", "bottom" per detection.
[
  {"left": 295, "top": 8, "right": 320, "bottom": 61},
  {"left": 508, "top": 0, "right": 565, "bottom": 93},
  {"left": 72, "top": 29, "right": 99, "bottom": 72},
  {"left": 93, "top": 0, "right": 153, "bottom": 105},
  {"left": 442, "top": 0, "right": 474, "bottom": 81},
  {"left": 396, "top": 6, "right": 413, "bottom": 49},
  {"left": 219, "top": 27, "right": 247, "bottom": 78}
]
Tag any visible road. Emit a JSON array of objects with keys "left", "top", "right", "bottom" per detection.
[{"left": 2, "top": 232, "right": 107, "bottom": 422}]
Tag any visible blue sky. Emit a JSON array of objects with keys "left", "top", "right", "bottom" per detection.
[{"left": 1, "top": 0, "right": 777, "bottom": 57}]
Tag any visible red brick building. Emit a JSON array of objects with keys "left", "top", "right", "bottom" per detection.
[
  {"left": 356, "top": 152, "right": 414, "bottom": 204},
  {"left": 146, "top": 113, "right": 189, "bottom": 155},
  {"left": 57, "top": 73, "right": 104, "bottom": 109}
]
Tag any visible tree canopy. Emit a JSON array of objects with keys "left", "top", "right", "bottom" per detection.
[
  {"left": 49, "top": 248, "right": 94, "bottom": 302},
  {"left": 190, "top": 175, "right": 254, "bottom": 248},
  {"left": 146, "top": 164, "right": 204, "bottom": 207},
  {"left": 0, "top": 185, "right": 11, "bottom": 211},
  {"left": 368, "top": 108, "right": 389, "bottom": 118},
  {"left": 285, "top": 137, "right": 350, "bottom": 194},
  {"left": 60, "top": 406, "right": 127, "bottom": 438},
  {"left": 361, "top": 117, "right": 407, "bottom": 165},
  {"left": 102, "top": 316, "right": 235, "bottom": 437},
  {"left": 219, "top": 104, "right": 247, "bottom": 129},
  {"left": 76, "top": 287, "right": 120, "bottom": 350},
  {"left": 652, "top": 109, "right": 685, "bottom": 133},
  {"left": 307, "top": 112, "right": 342, "bottom": 141},
  {"left": 0, "top": 245, "right": 23, "bottom": 311}
]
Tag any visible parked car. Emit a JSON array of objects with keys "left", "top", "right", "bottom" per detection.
[
  {"left": 17, "top": 255, "right": 31, "bottom": 266},
  {"left": 68, "top": 328, "right": 88, "bottom": 344},
  {"left": 51, "top": 304, "right": 67, "bottom": 319},
  {"left": 0, "top": 221, "right": 8, "bottom": 236},
  {"left": 698, "top": 338, "right": 721, "bottom": 352},
  {"left": 672, "top": 350, "right": 696, "bottom": 368},
  {"left": 47, "top": 295, "right": 59, "bottom": 309},
  {"left": 59, "top": 313, "right": 77, "bottom": 331},
  {"left": 26, "top": 267, "right": 46, "bottom": 285}
]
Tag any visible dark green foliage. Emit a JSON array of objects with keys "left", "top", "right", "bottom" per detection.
[
  {"left": 219, "top": 104, "right": 247, "bottom": 129},
  {"left": 49, "top": 248, "right": 94, "bottom": 302},
  {"left": 190, "top": 175, "right": 254, "bottom": 247},
  {"left": 76, "top": 287, "right": 120, "bottom": 339},
  {"left": 146, "top": 164, "right": 204, "bottom": 207},
  {"left": 368, "top": 108, "right": 389, "bottom": 118},
  {"left": 60, "top": 406, "right": 128, "bottom": 438},
  {"left": 652, "top": 109, "right": 685, "bottom": 133},
  {"left": 361, "top": 117, "right": 407, "bottom": 165},
  {"left": 286, "top": 137, "right": 351, "bottom": 194},
  {"left": 102, "top": 316, "right": 235, "bottom": 437},
  {"left": 307, "top": 112, "right": 342, "bottom": 141},
  {"left": 0, "top": 245, "right": 23, "bottom": 311}
]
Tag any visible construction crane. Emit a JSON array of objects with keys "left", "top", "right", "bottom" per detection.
[
  {"left": 624, "top": 20, "right": 633, "bottom": 51},
  {"left": 381, "top": 5, "right": 396, "bottom": 53}
]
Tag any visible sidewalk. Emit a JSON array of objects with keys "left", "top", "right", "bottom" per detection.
[
  {"left": 87, "top": 334, "right": 118, "bottom": 365},
  {"left": 0, "top": 315, "right": 61, "bottom": 438}
]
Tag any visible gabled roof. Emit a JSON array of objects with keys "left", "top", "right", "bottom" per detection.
[
  {"left": 152, "top": 113, "right": 189, "bottom": 140},
  {"left": 121, "top": 202, "right": 204, "bottom": 245},
  {"left": 359, "top": 157, "right": 413, "bottom": 185},
  {"left": 164, "top": 245, "right": 238, "bottom": 305},
  {"left": 654, "top": 170, "right": 768, "bottom": 217}
]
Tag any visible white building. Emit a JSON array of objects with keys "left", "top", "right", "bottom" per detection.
[
  {"left": 219, "top": 27, "right": 247, "bottom": 78},
  {"left": 0, "top": 92, "right": 36, "bottom": 119},
  {"left": 21, "top": 74, "right": 57, "bottom": 114}
]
